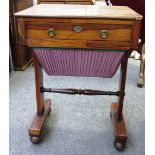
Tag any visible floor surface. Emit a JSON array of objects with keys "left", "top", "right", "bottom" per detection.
[{"left": 9, "top": 59, "right": 145, "bottom": 155}]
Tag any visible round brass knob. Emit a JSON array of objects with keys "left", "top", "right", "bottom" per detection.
[
  {"left": 100, "top": 30, "right": 108, "bottom": 39},
  {"left": 74, "top": 26, "right": 82, "bottom": 33},
  {"left": 48, "top": 28, "right": 56, "bottom": 38}
]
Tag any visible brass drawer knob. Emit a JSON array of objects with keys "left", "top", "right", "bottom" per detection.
[
  {"left": 48, "top": 28, "right": 56, "bottom": 38},
  {"left": 74, "top": 26, "right": 82, "bottom": 33},
  {"left": 100, "top": 30, "right": 108, "bottom": 39}
]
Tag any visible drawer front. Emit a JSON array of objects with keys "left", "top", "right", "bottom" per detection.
[
  {"left": 38, "top": 0, "right": 94, "bottom": 4},
  {"left": 26, "top": 23, "right": 132, "bottom": 42},
  {"left": 66, "top": 0, "right": 94, "bottom": 4}
]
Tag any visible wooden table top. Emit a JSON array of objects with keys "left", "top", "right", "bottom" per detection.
[{"left": 15, "top": 4, "right": 142, "bottom": 20}]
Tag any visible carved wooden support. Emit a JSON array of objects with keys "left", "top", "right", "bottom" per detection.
[
  {"left": 29, "top": 99, "right": 51, "bottom": 144},
  {"left": 111, "top": 102, "right": 127, "bottom": 151},
  {"left": 33, "top": 53, "right": 44, "bottom": 115},
  {"left": 28, "top": 54, "right": 51, "bottom": 144},
  {"left": 117, "top": 55, "right": 128, "bottom": 121}
]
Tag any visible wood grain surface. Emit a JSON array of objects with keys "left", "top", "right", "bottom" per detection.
[
  {"left": 38, "top": 0, "right": 95, "bottom": 5},
  {"left": 26, "top": 23, "right": 132, "bottom": 41},
  {"left": 15, "top": 4, "right": 142, "bottom": 20}
]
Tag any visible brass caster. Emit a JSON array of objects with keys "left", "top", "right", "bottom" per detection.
[
  {"left": 113, "top": 140, "right": 125, "bottom": 151},
  {"left": 137, "top": 78, "right": 144, "bottom": 88},
  {"left": 30, "top": 136, "right": 41, "bottom": 144}
]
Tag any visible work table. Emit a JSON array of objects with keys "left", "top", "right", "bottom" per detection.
[{"left": 15, "top": 4, "right": 142, "bottom": 151}]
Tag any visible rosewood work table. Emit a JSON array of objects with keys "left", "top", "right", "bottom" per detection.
[{"left": 15, "top": 4, "right": 142, "bottom": 151}]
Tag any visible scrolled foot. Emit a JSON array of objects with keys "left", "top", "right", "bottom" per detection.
[
  {"left": 113, "top": 140, "right": 125, "bottom": 151},
  {"left": 30, "top": 135, "right": 41, "bottom": 144},
  {"left": 137, "top": 78, "right": 144, "bottom": 88}
]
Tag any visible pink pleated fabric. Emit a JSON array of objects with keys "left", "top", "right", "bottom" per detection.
[{"left": 33, "top": 48, "right": 125, "bottom": 78}]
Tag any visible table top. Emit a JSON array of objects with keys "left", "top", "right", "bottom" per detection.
[{"left": 15, "top": 4, "right": 142, "bottom": 20}]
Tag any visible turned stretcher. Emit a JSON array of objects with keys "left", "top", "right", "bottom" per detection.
[{"left": 15, "top": 4, "right": 142, "bottom": 151}]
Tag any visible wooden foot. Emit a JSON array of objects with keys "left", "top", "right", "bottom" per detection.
[
  {"left": 29, "top": 99, "right": 51, "bottom": 144},
  {"left": 30, "top": 135, "right": 41, "bottom": 144},
  {"left": 137, "top": 78, "right": 144, "bottom": 88},
  {"left": 111, "top": 102, "right": 127, "bottom": 151},
  {"left": 113, "top": 139, "right": 126, "bottom": 151}
]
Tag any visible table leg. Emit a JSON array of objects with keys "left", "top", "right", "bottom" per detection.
[
  {"left": 29, "top": 53, "right": 51, "bottom": 143},
  {"left": 111, "top": 56, "right": 128, "bottom": 151},
  {"left": 137, "top": 43, "right": 145, "bottom": 87}
]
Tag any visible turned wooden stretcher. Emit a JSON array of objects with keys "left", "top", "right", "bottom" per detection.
[{"left": 15, "top": 4, "right": 142, "bottom": 151}]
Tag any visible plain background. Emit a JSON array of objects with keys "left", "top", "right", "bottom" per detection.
[{"left": 0, "top": 0, "right": 154, "bottom": 154}]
